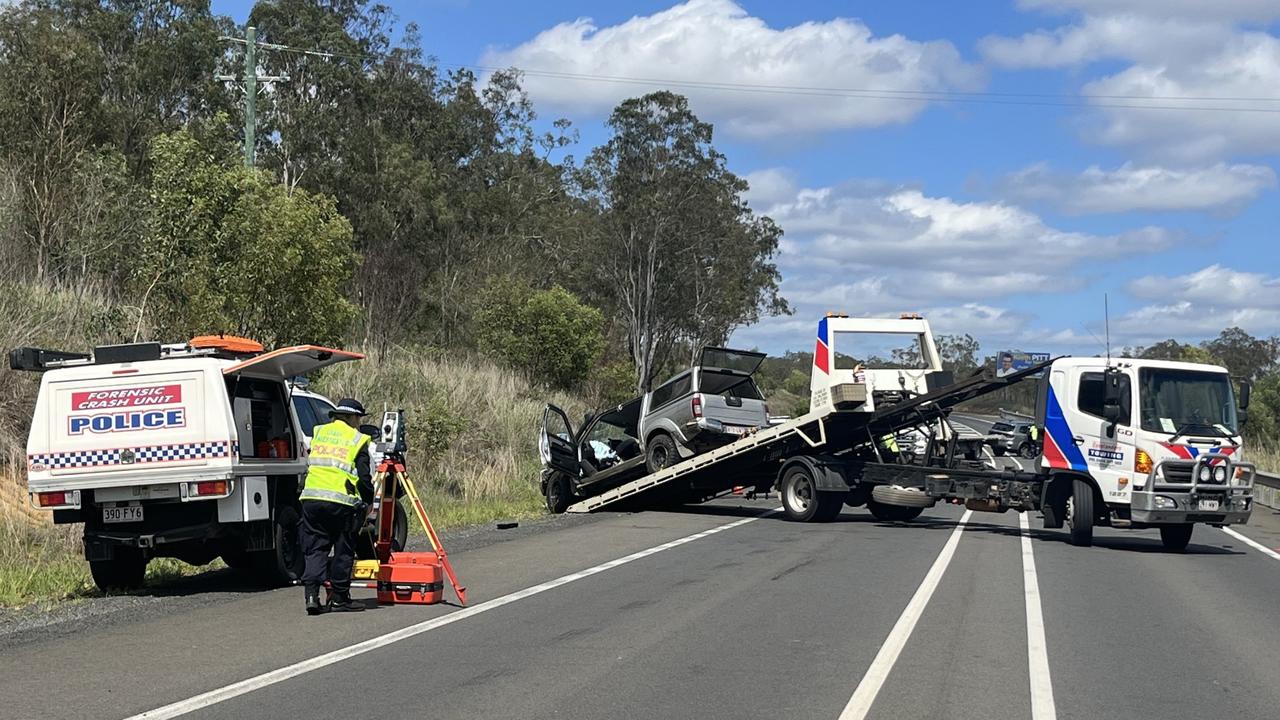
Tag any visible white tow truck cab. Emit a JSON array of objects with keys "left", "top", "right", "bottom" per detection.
[
  {"left": 13, "top": 337, "right": 363, "bottom": 591},
  {"left": 1034, "top": 357, "right": 1255, "bottom": 546}
]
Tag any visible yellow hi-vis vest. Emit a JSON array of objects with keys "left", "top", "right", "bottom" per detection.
[{"left": 301, "top": 421, "right": 370, "bottom": 506}]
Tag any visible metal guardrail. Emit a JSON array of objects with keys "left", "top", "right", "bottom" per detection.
[{"left": 1255, "top": 471, "right": 1280, "bottom": 511}]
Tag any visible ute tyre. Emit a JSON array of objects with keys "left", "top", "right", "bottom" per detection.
[
  {"left": 645, "top": 434, "right": 678, "bottom": 474},
  {"left": 867, "top": 500, "right": 924, "bottom": 522},
  {"left": 1020, "top": 443, "right": 1038, "bottom": 459},
  {"left": 870, "top": 485, "right": 935, "bottom": 509},
  {"left": 1067, "top": 478, "right": 1095, "bottom": 547},
  {"left": 90, "top": 548, "right": 146, "bottom": 592},
  {"left": 251, "top": 503, "right": 304, "bottom": 586},
  {"left": 546, "top": 472, "right": 572, "bottom": 514},
  {"left": 1160, "top": 524, "right": 1194, "bottom": 552}
]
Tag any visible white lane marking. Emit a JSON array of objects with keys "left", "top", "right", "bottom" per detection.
[
  {"left": 124, "top": 509, "right": 778, "bottom": 720},
  {"left": 1020, "top": 513, "right": 1058, "bottom": 720},
  {"left": 1222, "top": 527, "right": 1280, "bottom": 562},
  {"left": 838, "top": 510, "right": 972, "bottom": 720}
]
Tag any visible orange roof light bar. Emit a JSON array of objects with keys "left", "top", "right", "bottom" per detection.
[{"left": 190, "top": 335, "right": 265, "bottom": 354}]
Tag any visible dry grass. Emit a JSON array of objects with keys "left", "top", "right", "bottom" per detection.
[
  {"left": 321, "top": 347, "right": 585, "bottom": 522},
  {"left": 1252, "top": 442, "right": 1280, "bottom": 475}
]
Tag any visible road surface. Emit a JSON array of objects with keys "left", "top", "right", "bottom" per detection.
[{"left": 3, "top": 495, "right": 1280, "bottom": 720}]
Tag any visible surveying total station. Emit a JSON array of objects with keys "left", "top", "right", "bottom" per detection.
[{"left": 350, "top": 410, "right": 468, "bottom": 606}]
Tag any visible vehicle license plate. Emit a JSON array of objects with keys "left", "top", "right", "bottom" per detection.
[
  {"left": 103, "top": 505, "right": 144, "bottom": 523},
  {"left": 1197, "top": 499, "right": 1220, "bottom": 512}
]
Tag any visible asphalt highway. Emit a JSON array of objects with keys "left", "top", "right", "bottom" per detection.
[{"left": 3, "top": 494, "right": 1280, "bottom": 720}]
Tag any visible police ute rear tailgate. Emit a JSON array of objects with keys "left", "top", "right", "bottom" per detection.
[{"left": 30, "top": 368, "right": 222, "bottom": 480}]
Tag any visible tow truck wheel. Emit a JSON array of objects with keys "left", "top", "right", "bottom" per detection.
[
  {"left": 1066, "top": 478, "right": 1094, "bottom": 547},
  {"left": 546, "top": 472, "right": 571, "bottom": 514},
  {"left": 645, "top": 433, "right": 677, "bottom": 474},
  {"left": 90, "top": 548, "right": 146, "bottom": 592},
  {"left": 781, "top": 466, "right": 842, "bottom": 522},
  {"left": 1159, "top": 524, "right": 1194, "bottom": 552}
]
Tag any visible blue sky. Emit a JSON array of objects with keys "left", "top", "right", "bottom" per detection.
[{"left": 215, "top": 0, "right": 1280, "bottom": 357}]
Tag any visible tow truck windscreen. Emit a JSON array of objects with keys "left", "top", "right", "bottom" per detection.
[
  {"left": 833, "top": 332, "right": 929, "bottom": 369},
  {"left": 1139, "top": 368, "right": 1238, "bottom": 435}
]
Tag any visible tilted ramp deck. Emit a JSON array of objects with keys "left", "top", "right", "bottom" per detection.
[{"left": 565, "top": 362, "right": 1051, "bottom": 514}]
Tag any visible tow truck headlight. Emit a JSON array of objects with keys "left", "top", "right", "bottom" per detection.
[
  {"left": 1212, "top": 466, "right": 1228, "bottom": 483},
  {"left": 1135, "top": 449, "right": 1153, "bottom": 474},
  {"left": 1154, "top": 495, "right": 1177, "bottom": 509},
  {"left": 1197, "top": 466, "right": 1212, "bottom": 483}
]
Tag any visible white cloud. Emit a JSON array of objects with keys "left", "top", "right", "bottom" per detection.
[
  {"left": 1016, "top": 0, "right": 1280, "bottom": 23},
  {"left": 995, "top": 162, "right": 1276, "bottom": 215},
  {"left": 1112, "top": 266, "right": 1280, "bottom": 342},
  {"left": 1129, "top": 265, "right": 1280, "bottom": 309},
  {"left": 749, "top": 176, "right": 1178, "bottom": 273},
  {"left": 481, "top": 0, "right": 983, "bottom": 138},
  {"left": 729, "top": 171, "right": 1179, "bottom": 352},
  {"left": 983, "top": 7, "right": 1280, "bottom": 161}
]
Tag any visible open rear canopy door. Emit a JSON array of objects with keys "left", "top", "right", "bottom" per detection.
[
  {"left": 223, "top": 345, "right": 365, "bottom": 378},
  {"left": 699, "top": 347, "right": 767, "bottom": 376}
]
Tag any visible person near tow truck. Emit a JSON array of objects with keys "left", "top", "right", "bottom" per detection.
[{"left": 299, "top": 398, "right": 375, "bottom": 615}]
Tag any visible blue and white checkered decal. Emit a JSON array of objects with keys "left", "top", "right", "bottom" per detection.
[{"left": 28, "top": 440, "right": 237, "bottom": 471}]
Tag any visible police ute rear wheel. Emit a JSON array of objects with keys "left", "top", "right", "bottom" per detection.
[
  {"left": 1159, "top": 524, "right": 1194, "bottom": 552},
  {"left": 251, "top": 504, "right": 303, "bottom": 586},
  {"left": 90, "top": 549, "right": 146, "bottom": 592},
  {"left": 1066, "top": 478, "right": 1094, "bottom": 547},
  {"left": 546, "top": 472, "right": 571, "bottom": 514}
]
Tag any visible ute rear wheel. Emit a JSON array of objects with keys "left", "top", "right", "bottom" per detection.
[
  {"left": 90, "top": 548, "right": 147, "bottom": 592},
  {"left": 1020, "top": 443, "right": 1038, "bottom": 459},
  {"left": 1066, "top": 478, "right": 1095, "bottom": 547},
  {"left": 1159, "top": 524, "right": 1194, "bottom": 552},
  {"left": 780, "top": 466, "right": 843, "bottom": 522}
]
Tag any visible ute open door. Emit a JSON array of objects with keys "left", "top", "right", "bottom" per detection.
[
  {"left": 539, "top": 404, "right": 579, "bottom": 477},
  {"left": 222, "top": 345, "right": 365, "bottom": 378}
]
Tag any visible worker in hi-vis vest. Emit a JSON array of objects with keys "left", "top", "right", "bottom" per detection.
[{"left": 299, "top": 398, "right": 374, "bottom": 615}]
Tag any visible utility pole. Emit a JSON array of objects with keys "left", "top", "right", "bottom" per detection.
[{"left": 217, "top": 26, "right": 288, "bottom": 168}]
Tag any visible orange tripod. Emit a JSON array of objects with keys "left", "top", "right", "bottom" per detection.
[{"left": 373, "top": 456, "right": 467, "bottom": 606}]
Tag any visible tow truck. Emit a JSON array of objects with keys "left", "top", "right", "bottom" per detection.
[{"left": 541, "top": 314, "right": 1257, "bottom": 550}]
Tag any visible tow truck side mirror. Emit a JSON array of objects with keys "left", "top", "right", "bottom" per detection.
[
  {"left": 1239, "top": 380, "right": 1251, "bottom": 411},
  {"left": 1102, "top": 370, "right": 1124, "bottom": 427}
]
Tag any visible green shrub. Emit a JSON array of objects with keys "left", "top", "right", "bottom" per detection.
[{"left": 476, "top": 282, "right": 604, "bottom": 389}]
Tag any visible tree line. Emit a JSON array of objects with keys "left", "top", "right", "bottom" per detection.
[{"left": 0, "top": 0, "right": 786, "bottom": 394}]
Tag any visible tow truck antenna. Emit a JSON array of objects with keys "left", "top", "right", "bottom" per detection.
[{"left": 1104, "top": 293, "right": 1112, "bottom": 367}]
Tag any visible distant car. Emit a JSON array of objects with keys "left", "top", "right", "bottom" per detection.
[{"left": 989, "top": 420, "right": 1039, "bottom": 458}]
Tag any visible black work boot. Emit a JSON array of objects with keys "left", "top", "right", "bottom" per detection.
[
  {"left": 329, "top": 592, "right": 364, "bottom": 612},
  {"left": 305, "top": 586, "right": 325, "bottom": 616}
]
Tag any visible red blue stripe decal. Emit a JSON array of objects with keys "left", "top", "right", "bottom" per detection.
[
  {"left": 1043, "top": 386, "right": 1086, "bottom": 471},
  {"left": 814, "top": 317, "right": 829, "bottom": 374}
]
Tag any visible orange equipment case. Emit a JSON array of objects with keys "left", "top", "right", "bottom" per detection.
[{"left": 377, "top": 552, "right": 444, "bottom": 605}]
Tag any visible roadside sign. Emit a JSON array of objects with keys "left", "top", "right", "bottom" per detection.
[{"left": 996, "top": 351, "right": 1050, "bottom": 377}]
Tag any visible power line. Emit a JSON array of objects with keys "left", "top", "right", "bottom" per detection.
[{"left": 229, "top": 37, "right": 1280, "bottom": 114}]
